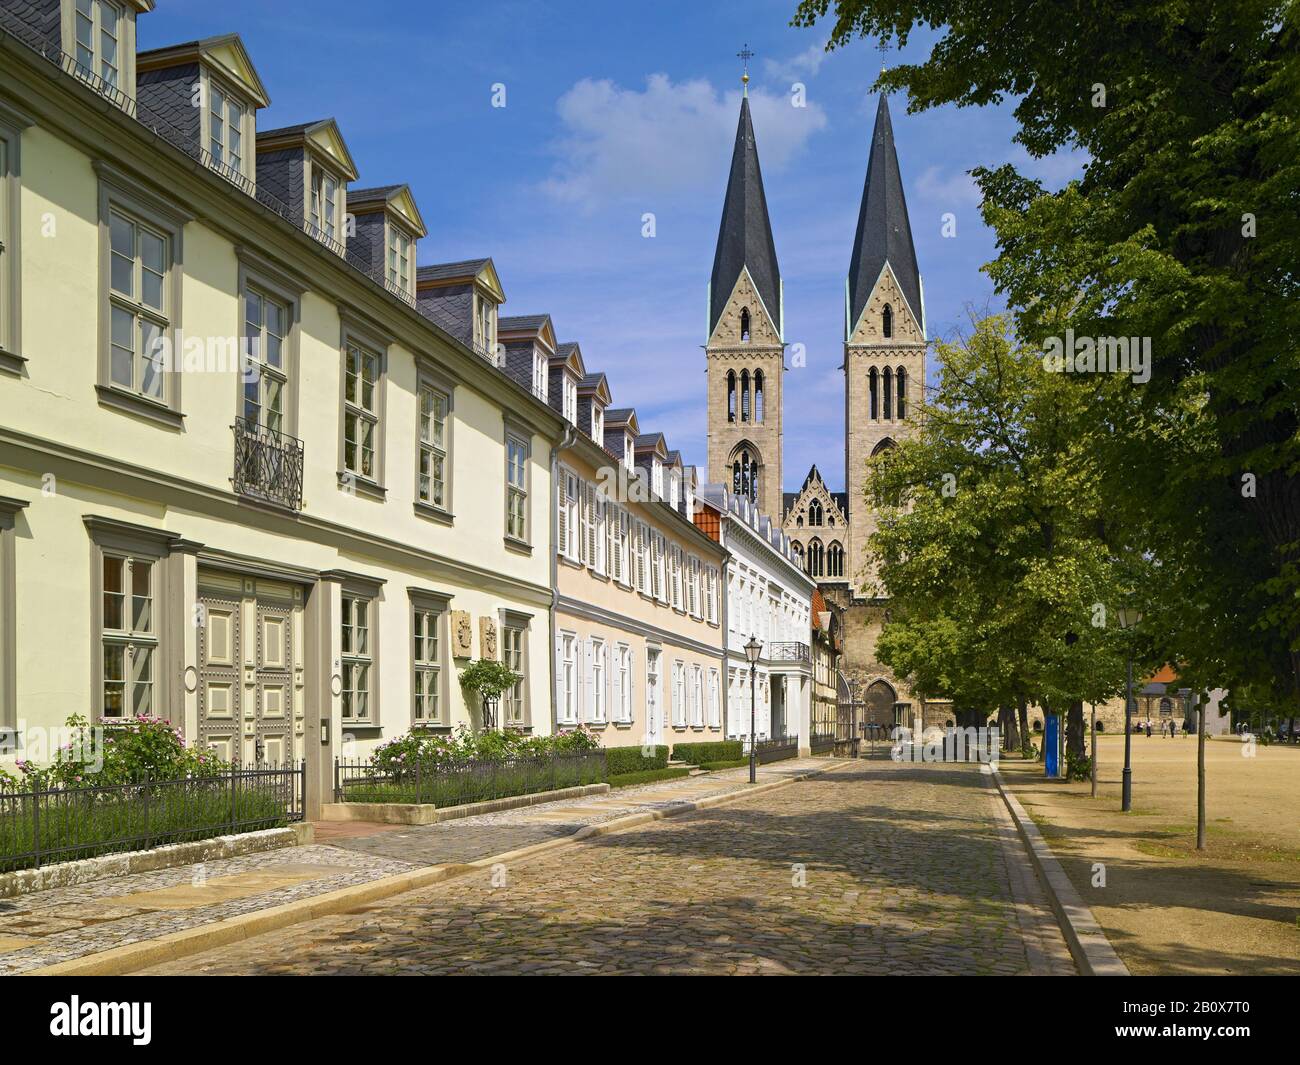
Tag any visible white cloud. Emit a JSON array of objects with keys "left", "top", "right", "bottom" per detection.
[
  {"left": 541, "top": 74, "right": 827, "bottom": 208},
  {"left": 762, "top": 43, "right": 831, "bottom": 82},
  {"left": 913, "top": 165, "right": 981, "bottom": 209}
]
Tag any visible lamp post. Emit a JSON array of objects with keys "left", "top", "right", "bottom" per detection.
[
  {"left": 745, "top": 635, "right": 762, "bottom": 783},
  {"left": 1116, "top": 606, "right": 1143, "bottom": 812}
]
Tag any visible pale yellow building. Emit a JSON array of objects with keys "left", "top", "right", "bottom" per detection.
[{"left": 0, "top": 4, "right": 564, "bottom": 813}]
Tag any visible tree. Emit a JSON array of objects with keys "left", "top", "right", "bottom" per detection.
[
  {"left": 865, "top": 315, "right": 1138, "bottom": 767},
  {"left": 792, "top": 0, "right": 1300, "bottom": 703}
]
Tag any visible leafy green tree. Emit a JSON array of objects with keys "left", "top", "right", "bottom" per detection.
[
  {"left": 866, "top": 316, "right": 1138, "bottom": 760},
  {"left": 792, "top": 1, "right": 1300, "bottom": 702}
]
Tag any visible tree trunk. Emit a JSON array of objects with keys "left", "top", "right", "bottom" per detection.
[
  {"left": 1067, "top": 698, "right": 1086, "bottom": 762},
  {"left": 998, "top": 704, "right": 1020, "bottom": 751},
  {"left": 1017, "top": 696, "right": 1030, "bottom": 752}
]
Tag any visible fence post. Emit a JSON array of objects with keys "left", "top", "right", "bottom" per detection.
[
  {"left": 416, "top": 757, "right": 422, "bottom": 805},
  {"left": 332, "top": 756, "right": 339, "bottom": 804},
  {"left": 142, "top": 776, "right": 150, "bottom": 850},
  {"left": 229, "top": 761, "right": 237, "bottom": 835},
  {"left": 299, "top": 759, "right": 306, "bottom": 820},
  {"left": 31, "top": 778, "right": 41, "bottom": 871}
]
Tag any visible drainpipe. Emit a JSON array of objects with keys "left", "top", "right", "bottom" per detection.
[
  {"left": 549, "top": 425, "right": 578, "bottom": 734},
  {"left": 720, "top": 552, "right": 730, "bottom": 738}
]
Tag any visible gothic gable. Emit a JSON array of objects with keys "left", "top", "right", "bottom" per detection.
[
  {"left": 848, "top": 262, "right": 923, "bottom": 346},
  {"left": 708, "top": 268, "right": 781, "bottom": 348},
  {"left": 782, "top": 467, "right": 848, "bottom": 531}
]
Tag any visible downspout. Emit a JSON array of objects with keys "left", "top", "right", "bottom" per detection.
[
  {"left": 720, "top": 551, "right": 730, "bottom": 738},
  {"left": 549, "top": 424, "right": 578, "bottom": 734}
]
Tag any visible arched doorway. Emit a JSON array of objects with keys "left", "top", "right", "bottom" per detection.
[{"left": 863, "top": 679, "right": 897, "bottom": 731}]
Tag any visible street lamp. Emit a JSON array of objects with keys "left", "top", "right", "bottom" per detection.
[
  {"left": 745, "top": 635, "right": 762, "bottom": 783},
  {"left": 1116, "top": 606, "right": 1143, "bottom": 812}
]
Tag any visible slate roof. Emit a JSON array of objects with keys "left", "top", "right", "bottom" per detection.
[
  {"left": 848, "top": 94, "right": 922, "bottom": 333},
  {"left": 709, "top": 96, "right": 781, "bottom": 337},
  {"left": 417, "top": 259, "right": 491, "bottom": 282},
  {"left": 499, "top": 314, "right": 551, "bottom": 333}
]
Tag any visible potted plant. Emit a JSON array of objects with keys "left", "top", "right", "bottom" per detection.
[{"left": 458, "top": 659, "right": 519, "bottom": 731}]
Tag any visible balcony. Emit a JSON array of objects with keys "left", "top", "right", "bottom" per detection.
[
  {"left": 768, "top": 642, "right": 811, "bottom": 663},
  {"left": 232, "top": 418, "right": 304, "bottom": 512}
]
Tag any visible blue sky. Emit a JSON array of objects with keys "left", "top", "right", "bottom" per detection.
[{"left": 143, "top": 0, "right": 1082, "bottom": 493}]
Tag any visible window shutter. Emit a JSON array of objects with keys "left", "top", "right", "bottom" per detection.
[
  {"left": 557, "top": 476, "right": 568, "bottom": 559},
  {"left": 626, "top": 647, "right": 635, "bottom": 723},
  {"left": 555, "top": 634, "right": 566, "bottom": 722},
  {"left": 607, "top": 504, "right": 618, "bottom": 580},
  {"left": 579, "top": 482, "right": 590, "bottom": 566},
  {"left": 605, "top": 645, "right": 613, "bottom": 722}
]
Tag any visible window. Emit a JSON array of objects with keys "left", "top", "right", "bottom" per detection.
[
  {"left": 590, "top": 638, "right": 607, "bottom": 724},
  {"left": 809, "top": 499, "right": 823, "bottom": 526},
  {"left": 563, "top": 376, "right": 578, "bottom": 425},
  {"left": 387, "top": 226, "right": 414, "bottom": 297},
  {"left": 754, "top": 371, "right": 765, "bottom": 423},
  {"left": 474, "top": 293, "right": 497, "bottom": 361},
  {"left": 883, "top": 366, "right": 894, "bottom": 420},
  {"left": 669, "top": 470, "right": 680, "bottom": 509},
  {"left": 741, "top": 370, "right": 750, "bottom": 421},
  {"left": 608, "top": 505, "right": 628, "bottom": 584},
  {"left": 882, "top": 303, "right": 893, "bottom": 338},
  {"left": 342, "top": 341, "right": 381, "bottom": 483},
  {"left": 897, "top": 366, "right": 907, "bottom": 420},
  {"left": 242, "top": 287, "right": 288, "bottom": 434},
  {"left": 670, "top": 545, "right": 682, "bottom": 609},
  {"left": 635, "top": 521, "right": 651, "bottom": 594},
  {"left": 828, "top": 541, "right": 844, "bottom": 578},
  {"left": 501, "top": 618, "right": 527, "bottom": 727},
  {"left": 101, "top": 553, "right": 155, "bottom": 718},
  {"left": 624, "top": 434, "right": 635, "bottom": 473},
  {"left": 652, "top": 532, "right": 666, "bottom": 603},
  {"left": 0, "top": 116, "right": 22, "bottom": 372},
  {"left": 615, "top": 644, "right": 632, "bottom": 723},
  {"left": 808, "top": 539, "right": 825, "bottom": 577},
  {"left": 593, "top": 491, "right": 607, "bottom": 574},
  {"left": 672, "top": 660, "right": 685, "bottom": 727},
  {"left": 310, "top": 165, "right": 340, "bottom": 246},
  {"left": 726, "top": 370, "right": 736, "bottom": 422},
  {"left": 578, "top": 481, "right": 595, "bottom": 567},
  {"left": 208, "top": 82, "right": 245, "bottom": 178},
  {"left": 418, "top": 382, "right": 449, "bottom": 511},
  {"left": 412, "top": 603, "right": 443, "bottom": 724},
  {"left": 506, "top": 433, "right": 529, "bottom": 543},
  {"left": 688, "top": 557, "right": 702, "bottom": 618},
  {"left": 559, "top": 468, "right": 579, "bottom": 561},
  {"left": 341, "top": 595, "right": 372, "bottom": 723},
  {"left": 652, "top": 459, "right": 663, "bottom": 499},
  {"left": 75, "top": 0, "right": 122, "bottom": 88},
  {"left": 708, "top": 668, "right": 721, "bottom": 728},
  {"left": 532, "top": 349, "right": 547, "bottom": 400},
  {"left": 107, "top": 208, "right": 169, "bottom": 403},
  {"left": 591, "top": 405, "right": 603, "bottom": 442},
  {"left": 705, "top": 566, "right": 718, "bottom": 624},
  {"left": 869, "top": 367, "right": 879, "bottom": 420},
  {"left": 558, "top": 632, "right": 578, "bottom": 724},
  {"left": 740, "top": 307, "right": 751, "bottom": 341},
  {"left": 691, "top": 665, "right": 704, "bottom": 727}
]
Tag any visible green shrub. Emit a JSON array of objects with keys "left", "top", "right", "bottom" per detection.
[
  {"left": 605, "top": 745, "right": 669, "bottom": 775},
  {"left": 699, "top": 758, "right": 748, "bottom": 771},
  {"left": 608, "top": 767, "right": 690, "bottom": 788},
  {"left": 671, "top": 740, "right": 742, "bottom": 765}
]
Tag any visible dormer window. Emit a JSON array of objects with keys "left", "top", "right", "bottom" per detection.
[
  {"left": 473, "top": 294, "right": 497, "bottom": 362},
  {"left": 669, "top": 471, "right": 680, "bottom": 508},
  {"left": 531, "top": 349, "right": 547, "bottom": 400},
  {"left": 208, "top": 82, "right": 247, "bottom": 179},
  {"left": 624, "top": 435, "right": 635, "bottom": 473},
  {"left": 75, "top": 0, "right": 123, "bottom": 89},
  {"left": 309, "top": 164, "right": 341, "bottom": 247},
  {"left": 652, "top": 459, "right": 663, "bottom": 499},
  {"left": 386, "top": 226, "right": 414, "bottom": 298},
  {"left": 592, "top": 406, "right": 604, "bottom": 442},
  {"left": 562, "top": 376, "right": 578, "bottom": 425}
]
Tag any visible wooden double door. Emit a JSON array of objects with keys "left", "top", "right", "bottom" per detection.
[{"left": 197, "top": 571, "right": 303, "bottom": 765}]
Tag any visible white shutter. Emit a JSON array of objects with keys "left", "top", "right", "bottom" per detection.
[
  {"left": 581, "top": 638, "right": 594, "bottom": 722},
  {"left": 554, "top": 634, "right": 566, "bottom": 723},
  {"left": 626, "top": 647, "right": 635, "bottom": 723},
  {"left": 557, "top": 475, "right": 569, "bottom": 559},
  {"left": 605, "top": 644, "right": 613, "bottom": 722}
]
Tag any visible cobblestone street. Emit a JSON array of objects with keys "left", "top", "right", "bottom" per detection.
[{"left": 141, "top": 759, "right": 1075, "bottom": 976}]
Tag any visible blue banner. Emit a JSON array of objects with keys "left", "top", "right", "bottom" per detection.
[{"left": 1044, "top": 714, "right": 1060, "bottom": 778}]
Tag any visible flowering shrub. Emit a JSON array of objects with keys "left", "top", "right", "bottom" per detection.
[
  {"left": 3, "top": 714, "right": 230, "bottom": 789},
  {"left": 369, "top": 724, "right": 599, "bottom": 777}
]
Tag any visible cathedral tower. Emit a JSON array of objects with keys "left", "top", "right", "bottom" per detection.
[
  {"left": 705, "top": 95, "right": 785, "bottom": 515},
  {"left": 843, "top": 94, "right": 926, "bottom": 594}
]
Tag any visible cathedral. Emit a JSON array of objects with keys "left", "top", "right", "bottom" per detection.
[{"left": 704, "top": 85, "right": 936, "bottom": 734}]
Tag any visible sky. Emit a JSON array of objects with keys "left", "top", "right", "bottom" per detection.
[{"left": 141, "top": 0, "right": 1083, "bottom": 494}]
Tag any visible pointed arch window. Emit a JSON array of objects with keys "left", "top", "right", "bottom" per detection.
[
  {"left": 731, "top": 448, "right": 759, "bottom": 503},
  {"left": 754, "top": 370, "right": 764, "bottom": 423},
  {"left": 808, "top": 499, "right": 823, "bottom": 526},
  {"left": 882, "top": 366, "right": 893, "bottom": 420},
  {"left": 869, "top": 367, "right": 879, "bottom": 421},
  {"left": 740, "top": 307, "right": 751, "bottom": 342},
  {"left": 726, "top": 370, "right": 737, "bottom": 423},
  {"left": 896, "top": 366, "right": 907, "bottom": 421},
  {"left": 740, "top": 370, "right": 750, "bottom": 421},
  {"left": 792, "top": 541, "right": 805, "bottom": 569},
  {"left": 828, "top": 541, "right": 844, "bottom": 578},
  {"left": 882, "top": 304, "right": 893, "bottom": 339},
  {"left": 808, "top": 539, "right": 825, "bottom": 578}
]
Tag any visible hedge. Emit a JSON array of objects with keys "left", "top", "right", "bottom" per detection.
[
  {"left": 605, "top": 745, "right": 669, "bottom": 776},
  {"left": 608, "top": 767, "right": 690, "bottom": 788},
  {"left": 672, "top": 740, "right": 743, "bottom": 765},
  {"left": 699, "top": 758, "right": 749, "bottom": 771}
]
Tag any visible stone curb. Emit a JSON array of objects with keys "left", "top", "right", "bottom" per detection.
[
  {"left": 0, "top": 823, "right": 313, "bottom": 900},
  {"left": 26, "top": 760, "right": 848, "bottom": 976},
  {"left": 988, "top": 767, "right": 1129, "bottom": 976},
  {"left": 320, "top": 783, "right": 612, "bottom": 824}
]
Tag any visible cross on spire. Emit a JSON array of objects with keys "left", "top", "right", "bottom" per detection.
[{"left": 737, "top": 43, "right": 754, "bottom": 95}]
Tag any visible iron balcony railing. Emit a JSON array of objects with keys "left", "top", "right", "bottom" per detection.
[
  {"left": 232, "top": 417, "right": 305, "bottom": 511},
  {"left": 0, "top": 9, "right": 424, "bottom": 317},
  {"left": 769, "top": 641, "right": 811, "bottom": 663}
]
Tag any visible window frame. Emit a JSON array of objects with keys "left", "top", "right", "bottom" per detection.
[
  {"left": 0, "top": 104, "right": 30, "bottom": 375},
  {"left": 96, "top": 171, "right": 188, "bottom": 427},
  {"left": 307, "top": 156, "right": 345, "bottom": 251},
  {"left": 70, "top": 0, "right": 126, "bottom": 90},
  {"left": 237, "top": 267, "right": 299, "bottom": 439},
  {"left": 615, "top": 642, "right": 633, "bottom": 724},
  {"left": 204, "top": 73, "right": 250, "bottom": 182},
  {"left": 0, "top": 497, "right": 27, "bottom": 739},
  {"left": 337, "top": 318, "right": 389, "bottom": 498},
  {"left": 340, "top": 592, "right": 375, "bottom": 726},
  {"left": 415, "top": 368, "right": 454, "bottom": 520},
  {"left": 504, "top": 424, "right": 531, "bottom": 548},
  {"left": 590, "top": 636, "right": 607, "bottom": 724},
  {"left": 409, "top": 588, "right": 451, "bottom": 728},
  {"left": 500, "top": 609, "right": 531, "bottom": 729},
  {"left": 385, "top": 220, "right": 416, "bottom": 298},
  {"left": 558, "top": 629, "right": 579, "bottom": 726}
]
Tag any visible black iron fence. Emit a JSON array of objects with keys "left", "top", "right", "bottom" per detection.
[
  {"left": 232, "top": 417, "right": 305, "bottom": 511},
  {"left": 809, "top": 731, "right": 835, "bottom": 754},
  {"left": 334, "top": 750, "right": 607, "bottom": 807},
  {"left": 755, "top": 734, "right": 799, "bottom": 765},
  {"left": 0, "top": 763, "right": 305, "bottom": 873}
]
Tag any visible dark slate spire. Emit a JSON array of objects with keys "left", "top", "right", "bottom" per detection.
[
  {"left": 848, "top": 94, "right": 921, "bottom": 334},
  {"left": 709, "top": 96, "right": 781, "bottom": 337}
]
